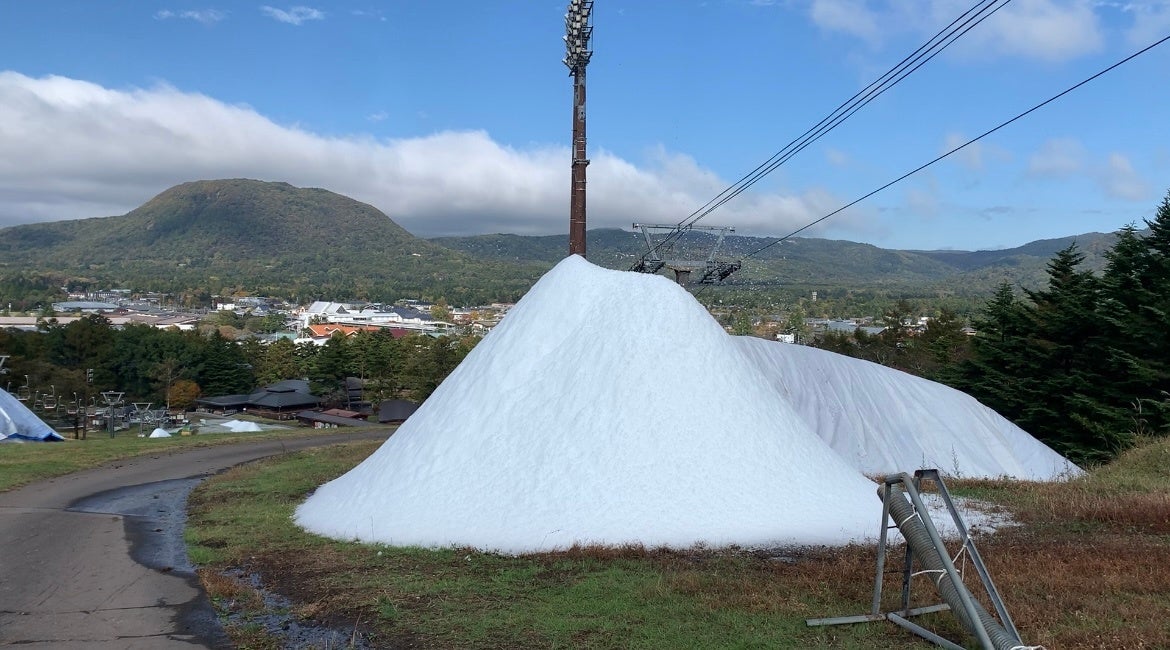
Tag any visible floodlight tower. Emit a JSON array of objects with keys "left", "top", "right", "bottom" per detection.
[{"left": 563, "top": 0, "right": 594, "bottom": 257}]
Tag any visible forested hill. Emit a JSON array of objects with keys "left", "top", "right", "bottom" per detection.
[
  {"left": 0, "top": 179, "right": 547, "bottom": 304},
  {"left": 431, "top": 228, "right": 1125, "bottom": 294},
  {"left": 0, "top": 177, "right": 1131, "bottom": 305}
]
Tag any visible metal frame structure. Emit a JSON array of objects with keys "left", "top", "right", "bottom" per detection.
[
  {"left": 806, "top": 469, "right": 1022, "bottom": 650},
  {"left": 631, "top": 223, "right": 742, "bottom": 285},
  {"left": 100, "top": 391, "right": 125, "bottom": 438},
  {"left": 563, "top": 0, "right": 594, "bottom": 257}
]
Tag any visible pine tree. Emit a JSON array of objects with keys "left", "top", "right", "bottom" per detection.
[
  {"left": 1098, "top": 224, "right": 1167, "bottom": 435},
  {"left": 957, "top": 282, "right": 1041, "bottom": 431},
  {"left": 198, "top": 331, "right": 254, "bottom": 397},
  {"left": 1021, "top": 244, "right": 1127, "bottom": 461}
]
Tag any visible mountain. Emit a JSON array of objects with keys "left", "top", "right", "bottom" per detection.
[
  {"left": 433, "top": 228, "right": 1126, "bottom": 295},
  {"left": 0, "top": 178, "right": 1132, "bottom": 306},
  {"left": 0, "top": 179, "right": 547, "bottom": 304}
]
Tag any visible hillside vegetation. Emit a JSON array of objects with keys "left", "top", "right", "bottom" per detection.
[
  {"left": 0, "top": 179, "right": 546, "bottom": 305},
  {"left": 0, "top": 178, "right": 1129, "bottom": 309}
]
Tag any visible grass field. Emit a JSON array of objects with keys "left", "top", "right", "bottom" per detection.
[
  {"left": 185, "top": 438, "right": 1170, "bottom": 649},
  {"left": 0, "top": 423, "right": 389, "bottom": 493}
]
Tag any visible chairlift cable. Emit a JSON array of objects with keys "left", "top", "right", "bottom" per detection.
[
  {"left": 739, "top": 33, "right": 1170, "bottom": 261},
  {"left": 631, "top": 0, "right": 1011, "bottom": 272},
  {"left": 680, "top": 0, "right": 1013, "bottom": 229}
]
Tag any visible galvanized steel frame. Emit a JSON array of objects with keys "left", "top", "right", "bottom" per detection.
[{"left": 805, "top": 469, "right": 1022, "bottom": 649}]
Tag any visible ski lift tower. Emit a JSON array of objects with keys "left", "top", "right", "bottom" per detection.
[
  {"left": 563, "top": 0, "right": 594, "bottom": 257},
  {"left": 100, "top": 391, "right": 124, "bottom": 438},
  {"left": 631, "top": 223, "right": 743, "bottom": 285}
]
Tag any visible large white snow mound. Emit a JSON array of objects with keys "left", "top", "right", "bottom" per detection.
[
  {"left": 734, "top": 337, "right": 1079, "bottom": 480},
  {"left": 297, "top": 256, "right": 880, "bottom": 553},
  {"left": 0, "top": 389, "right": 63, "bottom": 442},
  {"left": 222, "top": 419, "right": 262, "bottom": 432}
]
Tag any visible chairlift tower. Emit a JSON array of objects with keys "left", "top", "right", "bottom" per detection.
[
  {"left": 563, "top": 0, "right": 594, "bottom": 257},
  {"left": 631, "top": 223, "right": 743, "bottom": 285},
  {"left": 132, "top": 402, "right": 153, "bottom": 435},
  {"left": 100, "top": 391, "right": 124, "bottom": 439}
]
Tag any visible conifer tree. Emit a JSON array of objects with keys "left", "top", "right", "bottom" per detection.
[{"left": 1020, "top": 244, "right": 1128, "bottom": 460}]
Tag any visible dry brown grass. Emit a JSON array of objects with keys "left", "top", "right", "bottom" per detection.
[
  {"left": 189, "top": 438, "right": 1170, "bottom": 649},
  {"left": 197, "top": 567, "right": 264, "bottom": 612}
]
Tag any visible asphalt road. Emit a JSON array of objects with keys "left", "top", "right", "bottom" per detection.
[{"left": 0, "top": 430, "right": 392, "bottom": 648}]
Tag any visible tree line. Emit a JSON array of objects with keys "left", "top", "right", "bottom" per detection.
[
  {"left": 0, "top": 319, "right": 478, "bottom": 418},
  {"left": 812, "top": 192, "right": 1170, "bottom": 465}
]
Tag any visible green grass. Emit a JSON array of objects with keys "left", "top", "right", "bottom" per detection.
[
  {"left": 187, "top": 441, "right": 945, "bottom": 649},
  {"left": 0, "top": 424, "right": 388, "bottom": 493},
  {"left": 186, "top": 436, "right": 1170, "bottom": 649}
]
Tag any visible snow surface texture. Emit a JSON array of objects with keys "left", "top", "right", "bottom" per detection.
[
  {"left": 0, "top": 389, "right": 63, "bottom": 442},
  {"left": 222, "top": 420, "right": 262, "bottom": 432},
  {"left": 298, "top": 256, "right": 882, "bottom": 553},
  {"left": 149, "top": 428, "right": 172, "bottom": 438},
  {"left": 734, "top": 337, "right": 1079, "bottom": 481}
]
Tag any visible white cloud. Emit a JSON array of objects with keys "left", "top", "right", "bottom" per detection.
[
  {"left": 1122, "top": 0, "right": 1170, "bottom": 47},
  {"left": 0, "top": 72, "right": 845, "bottom": 239},
  {"left": 970, "top": 0, "right": 1103, "bottom": 61},
  {"left": 366, "top": 111, "right": 388, "bottom": 123},
  {"left": 943, "top": 132, "right": 983, "bottom": 171},
  {"left": 1097, "top": 152, "right": 1148, "bottom": 200},
  {"left": 905, "top": 176, "right": 940, "bottom": 217},
  {"left": 1026, "top": 140, "right": 1150, "bottom": 201},
  {"left": 809, "top": 0, "right": 882, "bottom": 45},
  {"left": 825, "top": 147, "right": 850, "bottom": 167},
  {"left": 804, "top": 0, "right": 1103, "bottom": 62},
  {"left": 155, "top": 9, "right": 226, "bottom": 25},
  {"left": 1028, "top": 137, "right": 1086, "bottom": 176},
  {"left": 260, "top": 5, "right": 324, "bottom": 25},
  {"left": 351, "top": 9, "right": 387, "bottom": 22}
]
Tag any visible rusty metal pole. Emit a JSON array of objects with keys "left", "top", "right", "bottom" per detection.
[
  {"left": 569, "top": 66, "right": 589, "bottom": 257},
  {"left": 564, "top": 0, "right": 593, "bottom": 258}
]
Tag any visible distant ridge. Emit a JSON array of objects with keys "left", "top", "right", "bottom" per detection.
[
  {"left": 432, "top": 228, "right": 1126, "bottom": 293},
  {"left": 0, "top": 179, "right": 546, "bottom": 303},
  {"left": 0, "top": 178, "right": 1132, "bottom": 301}
]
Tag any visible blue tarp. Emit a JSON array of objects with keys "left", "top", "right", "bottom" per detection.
[{"left": 0, "top": 389, "right": 64, "bottom": 442}]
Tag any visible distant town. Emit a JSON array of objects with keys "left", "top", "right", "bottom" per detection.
[{"left": 0, "top": 287, "right": 967, "bottom": 346}]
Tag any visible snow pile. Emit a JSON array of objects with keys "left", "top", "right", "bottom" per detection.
[
  {"left": 148, "top": 427, "right": 172, "bottom": 438},
  {"left": 222, "top": 419, "right": 262, "bottom": 432},
  {"left": 734, "top": 337, "right": 1078, "bottom": 480},
  {"left": 297, "top": 256, "right": 879, "bottom": 553},
  {"left": 0, "top": 389, "right": 63, "bottom": 442}
]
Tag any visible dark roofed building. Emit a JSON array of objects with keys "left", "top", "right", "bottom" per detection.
[
  {"left": 379, "top": 399, "right": 420, "bottom": 424},
  {"left": 194, "top": 394, "right": 252, "bottom": 410},
  {"left": 196, "top": 380, "right": 320, "bottom": 420},
  {"left": 296, "top": 410, "right": 367, "bottom": 428}
]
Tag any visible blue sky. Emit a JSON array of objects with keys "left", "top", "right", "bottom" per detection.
[{"left": 0, "top": 1, "right": 1167, "bottom": 250}]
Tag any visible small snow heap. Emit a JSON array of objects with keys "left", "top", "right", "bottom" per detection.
[
  {"left": 148, "top": 427, "right": 172, "bottom": 438},
  {"left": 297, "top": 256, "right": 879, "bottom": 553},
  {"left": 734, "top": 337, "right": 1078, "bottom": 480},
  {"left": 222, "top": 420, "right": 262, "bottom": 432}
]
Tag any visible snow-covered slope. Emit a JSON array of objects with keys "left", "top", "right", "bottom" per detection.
[
  {"left": 734, "top": 336, "right": 1078, "bottom": 480},
  {"left": 0, "top": 389, "right": 63, "bottom": 442},
  {"left": 297, "top": 256, "right": 879, "bottom": 553}
]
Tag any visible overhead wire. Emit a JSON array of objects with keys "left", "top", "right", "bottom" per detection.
[
  {"left": 631, "top": 0, "right": 1013, "bottom": 270},
  {"left": 679, "top": 0, "right": 1012, "bottom": 228},
  {"left": 739, "top": 32, "right": 1170, "bottom": 262}
]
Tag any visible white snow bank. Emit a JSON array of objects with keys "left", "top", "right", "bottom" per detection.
[
  {"left": 0, "top": 389, "right": 63, "bottom": 442},
  {"left": 148, "top": 428, "right": 172, "bottom": 438},
  {"left": 222, "top": 420, "right": 262, "bottom": 432},
  {"left": 297, "top": 256, "right": 880, "bottom": 553},
  {"left": 734, "top": 337, "right": 1079, "bottom": 480}
]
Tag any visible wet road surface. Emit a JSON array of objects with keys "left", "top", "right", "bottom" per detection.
[{"left": 0, "top": 430, "right": 391, "bottom": 648}]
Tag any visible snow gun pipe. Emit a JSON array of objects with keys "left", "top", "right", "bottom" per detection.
[{"left": 878, "top": 483, "right": 1023, "bottom": 650}]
